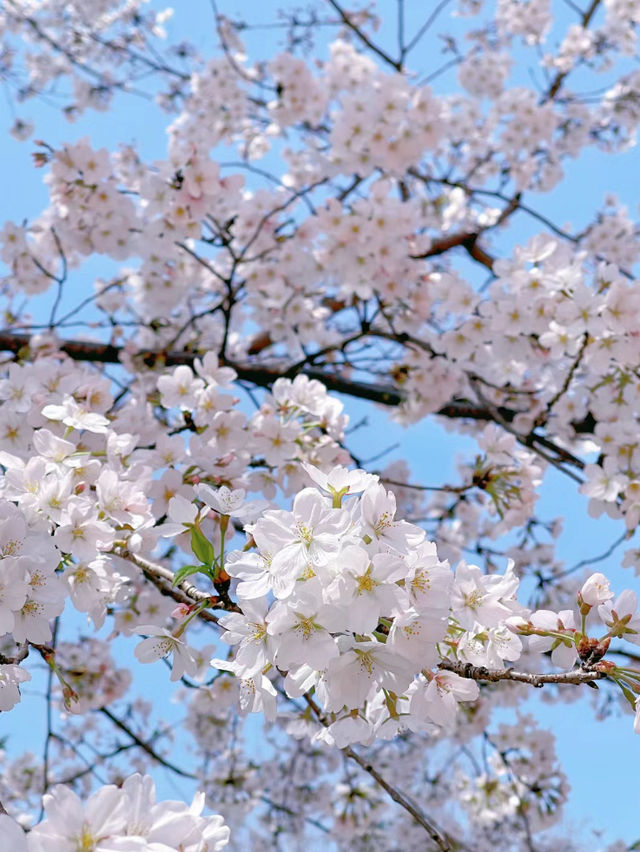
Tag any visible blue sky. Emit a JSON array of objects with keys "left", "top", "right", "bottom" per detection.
[{"left": 1, "top": 0, "right": 640, "bottom": 847}]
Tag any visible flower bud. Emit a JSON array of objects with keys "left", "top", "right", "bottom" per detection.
[{"left": 580, "top": 573, "right": 614, "bottom": 607}]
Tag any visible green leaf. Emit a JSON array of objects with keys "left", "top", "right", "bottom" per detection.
[
  {"left": 172, "top": 564, "right": 204, "bottom": 587},
  {"left": 191, "top": 526, "right": 215, "bottom": 566},
  {"left": 616, "top": 679, "right": 639, "bottom": 711}
]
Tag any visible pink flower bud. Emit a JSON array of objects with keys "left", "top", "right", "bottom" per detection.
[{"left": 580, "top": 572, "right": 614, "bottom": 607}]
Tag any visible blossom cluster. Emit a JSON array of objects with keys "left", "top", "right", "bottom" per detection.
[
  {"left": 0, "top": 773, "right": 229, "bottom": 850},
  {"left": 0, "top": 350, "right": 347, "bottom": 711},
  {"left": 1, "top": 0, "right": 640, "bottom": 848},
  {"left": 144, "top": 463, "right": 639, "bottom": 750}
]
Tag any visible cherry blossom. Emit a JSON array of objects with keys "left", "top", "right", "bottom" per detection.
[
  {"left": 134, "top": 625, "right": 200, "bottom": 681},
  {"left": 0, "top": 0, "right": 640, "bottom": 848}
]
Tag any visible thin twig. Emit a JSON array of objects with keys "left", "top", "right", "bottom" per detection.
[
  {"left": 543, "top": 0, "right": 603, "bottom": 101},
  {"left": 99, "top": 707, "right": 197, "bottom": 779},
  {"left": 39, "top": 617, "right": 59, "bottom": 818},
  {"left": 324, "top": 0, "right": 402, "bottom": 70},
  {"left": 302, "top": 692, "right": 452, "bottom": 850},
  {"left": 543, "top": 530, "right": 628, "bottom": 582},
  {"left": 404, "top": 0, "right": 453, "bottom": 56}
]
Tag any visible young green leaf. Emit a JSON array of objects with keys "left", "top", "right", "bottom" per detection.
[
  {"left": 172, "top": 563, "right": 204, "bottom": 587},
  {"left": 191, "top": 526, "right": 215, "bottom": 566},
  {"left": 616, "top": 678, "right": 639, "bottom": 711}
]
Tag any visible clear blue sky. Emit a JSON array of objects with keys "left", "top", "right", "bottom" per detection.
[{"left": 1, "top": 1, "right": 639, "bottom": 847}]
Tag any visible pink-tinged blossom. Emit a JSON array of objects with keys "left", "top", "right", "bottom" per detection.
[
  {"left": 41, "top": 395, "right": 110, "bottom": 433},
  {"left": 0, "top": 815, "right": 27, "bottom": 851},
  {"left": 157, "top": 364, "right": 205, "bottom": 409},
  {"left": 202, "top": 410, "right": 246, "bottom": 451},
  {"left": 266, "top": 594, "right": 340, "bottom": 670},
  {"left": 64, "top": 556, "right": 122, "bottom": 624},
  {"left": 301, "top": 462, "right": 378, "bottom": 500},
  {"left": 251, "top": 415, "right": 301, "bottom": 466},
  {"left": 8, "top": 3, "right": 640, "bottom": 835},
  {"left": 160, "top": 494, "right": 200, "bottom": 538},
  {"left": 213, "top": 658, "right": 277, "bottom": 722},
  {"left": 27, "top": 783, "right": 129, "bottom": 852},
  {"left": 53, "top": 500, "right": 115, "bottom": 559},
  {"left": 580, "top": 460, "right": 625, "bottom": 502},
  {"left": 387, "top": 608, "right": 447, "bottom": 668},
  {"left": 451, "top": 561, "right": 516, "bottom": 630},
  {"left": 324, "top": 546, "right": 408, "bottom": 633},
  {"left": 321, "top": 641, "right": 414, "bottom": 712},
  {"left": 198, "top": 814, "right": 231, "bottom": 852},
  {"left": 0, "top": 499, "right": 27, "bottom": 551},
  {"left": 224, "top": 549, "right": 272, "bottom": 600},
  {"left": 527, "top": 609, "right": 578, "bottom": 667},
  {"left": 458, "top": 622, "right": 523, "bottom": 668},
  {"left": 251, "top": 488, "right": 351, "bottom": 597},
  {"left": 12, "top": 557, "right": 66, "bottom": 644},
  {"left": 0, "top": 664, "right": 30, "bottom": 710},
  {"left": 31, "top": 428, "right": 76, "bottom": 463},
  {"left": 598, "top": 589, "right": 640, "bottom": 644},
  {"left": 118, "top": 773, "right": 230, "bottom": 850},
  {"left": 134, "top": 625, "right": 200, "bottom": 681},
  {"left": 147, "top": 468, "right": 192, "bottom": 519},
  {"left": 359, "top": 483, "right": 425, "bottom": 551},
  {"left": 0, "top": 558, "right": 29, "bottom": 635},
  {"left": 404, "top": 540, "right": 452, "bottom": 613},
  {"left": 35, "top": 471, "right": 75, "bottom": 524},
  {"left": 482, "top": 560, "right": 528, "bottom": 619},
  {"left": 0, "top": 363, "right": 36, "bottom": 413},
  {"left": 282, "top": 663, "right": 321, "bottom": 700},
  {"left": 95, "top": 469, "right": 149, "bottom": 526},
  {"left": 12, "top": 597, "right": 62, "bottom": 644},
  {"left": 195, "top": 483, "right": 268, "bottom": 522},
  {"left": 193, "top": 352, "right": 236, "bottom": 388},
  {"left": 216, "top": 597, "right": 275, "bottom": 677},
  {"left": 26, "top": 773, "right": 230, "bottom": 850},
  {"left": 410, "top": 671, "right": 480, "bottom": 729},
  {"left": 316, "top": 713, "right": 375, "bottom": 749}
]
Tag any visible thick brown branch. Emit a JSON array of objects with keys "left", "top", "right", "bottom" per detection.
[
  {"left": 438, "top": 659, "right": 608, "bottom": 688},
  {"left": 0, "top": 331, "right": 406, "bottom": 406},
  {"left": 0, "top": 331, "right": 600, "bottom": 456},
  {"left": 410, "top": 230, "right": 495, "bottom": 271}
]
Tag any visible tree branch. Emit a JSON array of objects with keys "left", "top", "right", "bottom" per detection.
[
  {"left": 438, "top": 659, "right": 608, "bottom": 688},
  {"left": 342, "top": 744, "right": 453, "bottom": 850},
  {"left": 543, "top": 0, "right": 603, "bottom": 101},
  {"left": 302, "top": 691, "right": 453, "bottom": 850},
  {"left": 99, "top": 707, "right": 197, "bottom": 779},
  {"left": 111, "top": 546, "right": 236, "bottom": 620},
  {"left": 410, "top": 230, "right": 495, "bottom": 271},
  {"left": 0, "top": 331, "right": 600, "bottom": 459},
  {"left": 324, "top": 0, "right": 403, "bottom": 70},
  {"left": 0, "top": 331, "right": 407, "bottom": 406}
]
